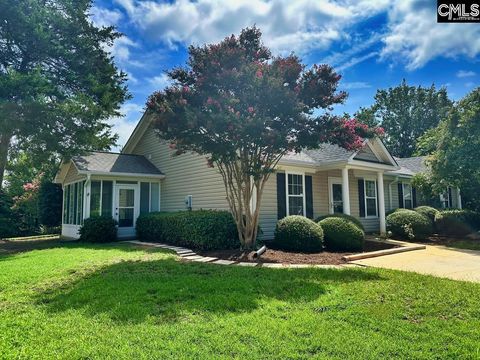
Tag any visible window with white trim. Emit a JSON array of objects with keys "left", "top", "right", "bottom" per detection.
[
  {"left": 440, "top": 188, "right": 451, "bottom": 209},
  {"left": 364, "top": 179, "right": 378, "bottom": 217},
  {"left": 62, "top": 180, "right": 85, "bottom": 225},
  {"left": 403, "top": 183, "right": 413, "bottom": 209},
  {"left": 287, "top": 173, "right": 305, "bottom": 216}
]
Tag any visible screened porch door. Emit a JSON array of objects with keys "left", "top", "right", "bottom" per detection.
[{"left": 115, "top": 184, "right": 139, "bottom": 238}]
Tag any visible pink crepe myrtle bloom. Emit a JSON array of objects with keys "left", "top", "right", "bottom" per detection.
[{"left": 247, "top": 106, "right": 254, "bottom": 113}]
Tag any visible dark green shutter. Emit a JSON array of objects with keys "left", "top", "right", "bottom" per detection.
[
  {"left": 412, "top": 187, "right": 417, "bottom": 208},
  {"left": 305, "top": 175, "right": 313, "bottom": 219},
  {"left": 398, "top": 183, "right": 404, "bottom": 208},
  {"left": 358, "top": 179, "right": 365, "bottom": 218},
  {"left": 448, "top": 187, "right": 453, "bottom": 208},
  {"left": 277, "top": 173, "right": 286, "bottom": 219}
]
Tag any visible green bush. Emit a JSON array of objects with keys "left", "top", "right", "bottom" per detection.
[
  {"left": 273, "top": 215, "right": 324, "bottom": 252},
  {"left": 79, "top": 216, "right": 117, "bottom": 243},
  {"left": 319, "top": 217, "right": 365, "bottom": 251},
  {"left": 386, "top": 208, "right": 410, "bottom": 217},
  {"left": 136, "top": 210, "right": 240, "bottom": 250},
  {"left": 0, "top": 191, "right": 19, "bottom": 239},
  {"left": 315, "top": 213, "right": 364, "bottom": 231},
  {"left": 386, "top": 209, "right": 433, "bottom": 240},
  {"left": 414, "top": 206, "right": 440, "bottom": 225},
  {"left": 434, "top": 210, "right": 480, "bottom": 237}
]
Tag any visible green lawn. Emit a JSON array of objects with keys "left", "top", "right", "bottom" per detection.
[
  {"left": 444, "top": 239, "right": 480, "bottom": 251},
  {"left": 1, "top": 242, "right": 480, "bottom": 359}
]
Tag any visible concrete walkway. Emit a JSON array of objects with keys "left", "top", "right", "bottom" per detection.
[{"left": 352, "top": 244, "right": 480, "bottom": 283}]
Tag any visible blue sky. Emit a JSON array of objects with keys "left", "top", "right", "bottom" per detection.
[{"left": 91, "top": 0, "right": 480, "bottom": 149}]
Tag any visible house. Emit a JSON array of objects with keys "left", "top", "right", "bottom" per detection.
[{"left": 54, "top": 112, "right": 463, "bottom": 240}]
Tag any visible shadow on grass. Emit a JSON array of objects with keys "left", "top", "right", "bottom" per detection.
[{"left": 37, "top": 255, "right": 384, "bottom": 324}]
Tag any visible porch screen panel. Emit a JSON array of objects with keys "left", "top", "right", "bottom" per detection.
[
  {"left": 101, "top": 181, "right": 113, "bottom": 217},
  {"left": 63, "top": 186, "right": 68, "bottom": 223},
  {"left": 69, "top": 184, "right": 75, "bottom": 224},
  {"left": 90, "top": 181, "right": 101, "bottom": 216},
  {"left": 150, "top": 183, "right": 160, "bottom": 212},
  {"left": 140, "top": 182, "right": 150, "bottom": 214}
]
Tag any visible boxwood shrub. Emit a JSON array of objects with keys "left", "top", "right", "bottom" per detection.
[
  {"left": 79, "top": 216, "right": 117, "bottom": 243},
  {"left": 273, "top": 216, "right": 324, "bottom": 252},
  {"left": 414, "top": 206, "right": 440, "bottom": 226},
  {"left": 136, "top": 210, "right": 240, "bottom": 250},
  {"left": 319, "top": 217, "right": 365, "bottom": 252},
  {"left": 434, "top": 210, "right": 480, "bottom": 237},
  {"left": 315, "top": 213, "right": 365, "bottom": 231},
  {"left": 386, "top": 209, "right": 433, "bottom": 240}
]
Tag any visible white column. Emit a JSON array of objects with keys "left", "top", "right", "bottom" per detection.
[
  {"left": 341, "top": 167, "right": 351, "bottom": 215},
  {"left": 457, "top": 187, "right": 462, "bottom": 209},
  {"left": 377, "top": 171, "right": 386, "bottom": 234}
]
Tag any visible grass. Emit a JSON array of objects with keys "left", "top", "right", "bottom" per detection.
[
  {"left": 444, "top": 239, "right": 480, "bottom": 251},
  {"left": 1, "top": 241, "right": 480, "bottom": 359}
]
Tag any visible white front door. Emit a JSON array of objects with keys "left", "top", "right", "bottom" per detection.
[
  {"left": 328, "top": 178, "right": 343, "bottom": 214},
  {"left": 115, "top": 184, "right": 139, "bottom": 238}
]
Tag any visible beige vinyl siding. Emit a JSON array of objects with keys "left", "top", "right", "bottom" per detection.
[
  {"left": 354, "top": 146, "right": 379, "bottom": 162},
  {"left": 64, "top": 164, "right": 85, "bottom": 185},
  {"left": 131, "top": 127, "right": 229, "bottom": 211},
  {"left": 258, "top": 175, "right": 277, "bottom": 240},
  {"left": 131, "top": 126, "right": 279, "bottom": 239}
]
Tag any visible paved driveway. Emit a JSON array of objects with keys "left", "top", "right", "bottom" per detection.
[{"left": 352, "top": 245, "right": 480, "bottom": 283}]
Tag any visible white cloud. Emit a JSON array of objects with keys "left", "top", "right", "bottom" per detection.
[
  {"left": 109, "top": 103, "right": 145, "bottom": 150},
  {"left": 336, "top": 51, "right": 378, "bottom": 71},
  {"left": 457, "top": 70, "right": 476, "bottom": 78},
  {"left": 115, "top": 0, "right": 390, "bottom": 56},
  {"left": 381, "top": 0, "right": 480, "bottom": 70},
  {"left": 148, "top": 73, "right": 172, "bottom": 91},
  {"left": 341, "top": 81, "right": 371, "bottom": 90},
  {"left": 90, "top": 6, "right": 123, "bottom": 27}
]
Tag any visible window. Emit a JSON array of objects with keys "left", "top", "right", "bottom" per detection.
[
  {"left": 364, "top": 179, "right": 378, "bottom": 217},
  {"left": 440, "top": 188, "right": 451, "bottom": 209},
  {"left": 101, "top": 181, "right": 113, "bottom": 217},
  {"left": 140, "top": 182, "right": 150, "bottom": 214},
  {"left": 62, "top": 181, "right": 85, "bottom": 225},
  {"left": 287, "top": 173, "right": 305, "bottom": 216},
  {"left": 150, "top": 183, "right": 160, "bottom": 211},
  {"left": 90, "top": 180, "right": 114, "bottom": 218},
  {"left": 403, "top": 183, "right": 413, "bottom": 209}
]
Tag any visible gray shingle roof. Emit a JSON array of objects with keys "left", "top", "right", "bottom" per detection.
[
  {"left": 281, "top": 143, "right": 354, "bottom": 165},
  {"left": 387, "top": 156, "right": 428, "bottom": 176},
  {"left": 72, "top": 152, "right": 163, "bottom": 175}
]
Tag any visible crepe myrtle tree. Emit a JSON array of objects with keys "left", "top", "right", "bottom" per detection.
[{"left": 147, "top": 27, "right": 381, "bottom": 249}]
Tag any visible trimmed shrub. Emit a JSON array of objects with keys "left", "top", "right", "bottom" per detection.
[
  {"left": 414, "top": 206, "right": 440, "bottom": 225},
  {"left": 319, "top": 217, "right": 365, "bottom": 251},
  {"left": 79, "top": 216, "right": 117, "bottom": 243},
  {"left": 136, "top": 210, "right": 240, "bottom": 250},
  {"left": 434, "top": 210, "right": 480, "bottom": 237},
  {"left": 315, "top": 213, "right": 364, "bottom": 231},
  {"left": 386, "top": 208, "right": 410, "bottom": 217},
  {"left": 273, "top": 216, "right": 324, "bottom": 252},
  {"left": 386, "top": 209, "right": 433, "bottom": 240}
]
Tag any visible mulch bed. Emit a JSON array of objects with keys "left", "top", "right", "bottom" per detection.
[{"left": 199, "top": 240, "right": 396, "bottom": 265}]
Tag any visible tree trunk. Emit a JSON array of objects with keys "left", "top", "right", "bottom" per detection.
[{"left": 0, "top": 132, "right": 12, "bottom": 189}]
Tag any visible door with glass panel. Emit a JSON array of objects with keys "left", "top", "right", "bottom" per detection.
[
  {"left": 115, "top": 185, "right": 138, "bottom": 237},
  {"left": 328, "top": 178, "right": 343, "bottom": 214}
]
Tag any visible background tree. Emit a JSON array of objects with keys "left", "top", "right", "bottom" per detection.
[
  {"left": 356, "top": 80, "right": 452, "bottom": 157},
  {"left": 0, "top": 0, "right": 130, "bottom": 187},
  {"left": 38, "top": 181, "right": 62, "bottom": 228},
  {"left": 418, "top": 88, "right": 480, "bottom": 211},
  {"left": 147, "top": 27, "right": 380, "bottom": 249}
]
